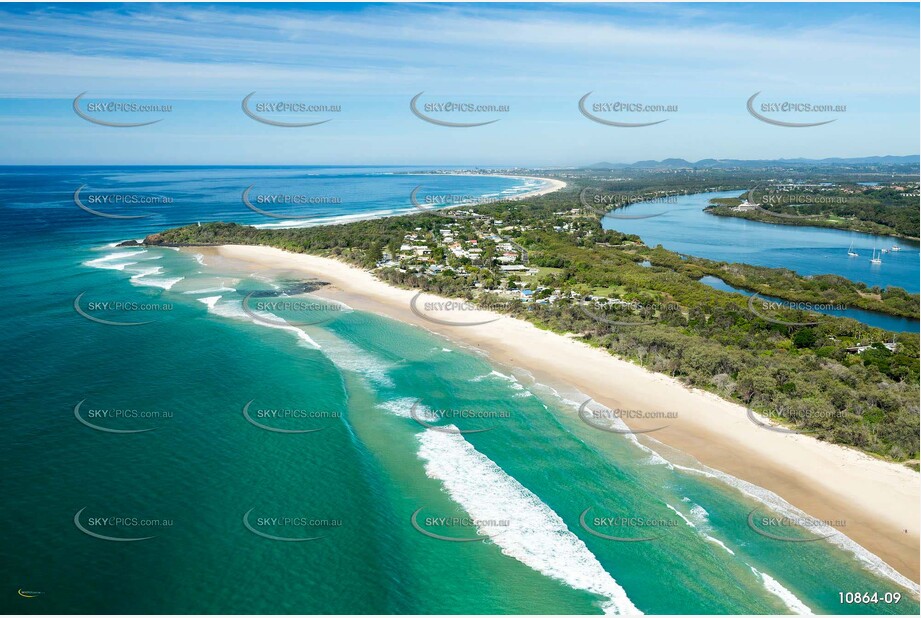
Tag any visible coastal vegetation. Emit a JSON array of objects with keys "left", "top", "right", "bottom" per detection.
[
  {"left": 146, "top": 182, "right": 920, "bottom": 462},
  {"left": 706, "top": 183, "right": 920, "bottom": 238}
]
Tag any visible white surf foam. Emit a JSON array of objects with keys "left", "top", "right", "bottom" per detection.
[
  {"left": 309, "top": 333, "right": 395, "bottom": 387},
  {"left": 198, "top": 296, "right": 248, "bottom": 321},
  {"left": 667, "top": 502, "right": 734, "bottom": 555},
  {"left": 554, "top": 392, "right": 916, "bottom": 594},
  {"left": 253, "top": 208, "right": 403, "bottom": 230},
  {"left": 196, "top": 295, "right": 221, "bottom": 310},
  {"left": 84, "top": 250, "right": 147, "bottom": 270},
  {"left": 417, "top": 429, "right": 641, "bottom": 615},
  {"left": 704, "top": 534, "right": 735, "bottom": 555},
  {"left": 90, "top": 250, "right": 147, "bottom": 261},
  {"left": 671, "top": 462, "right": 920, "bottom": 594},
  {"left": 183, "top": 286, "right": 237, "bottom": 295},
  {"left": 376, "top": 397, "right": 435, "bottom": 420},
  {"left": 751, "top": 567, "right": 813, "bottom": 614},
  {"left": 472, "top": 369, "right": 524, "bottom": 390},
  {"left": 666, "top": 503, "right": 696, "bottom": 529},
  {"left": 128, "top": 265, "right": 184, "bottom": 290},
  {"left": 256, "top": 316, "right": 321, "bottom": 349},
  {"left": 196, "top": 296, "right": 320, "bottom": 349},
  {"left": 544, "top": 387, "right": 673, "bottom": 469},
  {"left": 87, "top": 260, "right": 138, "bottom": 271},
  {"left": 689, "top": 504, "right": 710, "bottom": 525}
]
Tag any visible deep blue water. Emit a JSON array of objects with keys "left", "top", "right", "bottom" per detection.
[{"left": 602, "top": 191, "right": 920, "bottom": 295}]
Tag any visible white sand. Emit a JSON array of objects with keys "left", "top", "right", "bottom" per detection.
[
  {"left": 442, "top": 173, "right": 567, "bottom": 201},
  {"left": 193, "top": 244, "right": 920, "bottom": 585}
]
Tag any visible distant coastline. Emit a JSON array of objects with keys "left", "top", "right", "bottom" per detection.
[
  {"left": 704, "top": 195, "right": 920, "bottom": 242},
  {"left": 250, "top": 173, "right": 566, "bottom": 230}
]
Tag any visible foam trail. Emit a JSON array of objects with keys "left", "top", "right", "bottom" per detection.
[
  {"left": 417, "top": 429, "right": 641, "bottom": 615},
  {"left": 376, "top": 397, "right": 433, "bottom": 420},
  {"left": 254, "top": 208, "right": 402, "bottom": 229},
  {"left": 86, "top": 259, "right": 137, "bottom": 271},
  {"left": 308, "top": 332, "right": 396, "bottom": 388},
  {"left": 183, "top": 286, "right": 236, "bottom": 295},
  {"left": 751, "top": 567, "right": 813, "bottom": 614},
  {"left": 671, "top": 462, "right": 920, "bottom": 594},
  {"left": 196, "top": 296, "right": 221, "bottom": 310},
  {"left": 554, "top": 390, "right": 672, "bottom": 468},
  {"left": 129, "top": 267, "right": 184, "bottom": 290},
  {"left": 248, "top": 310, "right": 321, "bottom": 349},
  {"left": 666, "top": 504, "right": 695, "bottom": 528},
  {"left": 704, "top": 535, "right": 735, "bottom": 556},
  {"left": 84, "top": 250, "right": 147, "bottom": 270},
  {"left": 197, "top": 296, "right": 320, "bottom": 349},
  {"left": 471, "top": 370, "right": 525, "bottom": 392}
]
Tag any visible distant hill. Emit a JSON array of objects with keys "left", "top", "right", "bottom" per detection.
[{"left": 582, "top": 155, "right": 919, "bottom": 170}]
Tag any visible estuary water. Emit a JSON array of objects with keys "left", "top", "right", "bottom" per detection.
[{"left": 601, "top": 190, "right": 920, "bottom": 295}]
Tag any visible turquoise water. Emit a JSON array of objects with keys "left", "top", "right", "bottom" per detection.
[
  {"left": 602, "top": 191, "right": 920, "bottom": 294},
  {"left": 698, "top": 276, "right": 920, "bottom": 333},
  {"left": 2, "top": 168, "right": 919, "bottom": 614}
]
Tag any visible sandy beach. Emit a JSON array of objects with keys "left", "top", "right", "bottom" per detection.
[
  {"left": 191, "top": 244, "right": 920, "bottom": 587},
  {"left": 254, "top": 174, "right": 567, "bottom": 229},
  {"left": 441, "top": 173, "right": 568, "bottom": 201}
]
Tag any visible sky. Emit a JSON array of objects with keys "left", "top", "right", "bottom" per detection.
[{"left": 0, "top": 2, "right": 918, "bottom": 166}]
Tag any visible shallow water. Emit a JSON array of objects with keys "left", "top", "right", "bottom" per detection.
[{"left": 2, "top": 168, "right": 918, "bottom": 614}]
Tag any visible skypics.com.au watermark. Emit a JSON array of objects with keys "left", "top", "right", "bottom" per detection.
[
  {"left": 579, "top": 297, "right": 681, "bottom": 327},
  {"left": 579, "top": 188, "right": 679, "bottom": 219},
  {"left": 241, "top": 293, "right": 346, "bottom": 327},
  {"left": 409, "top": 293, "right": 514, "bottom": 327},
  {"left": 747, "top": 92, "right": 845, "bottom": 128},
  {"left": 242, "top": 400, "right": 340, "bottom": 434},
  {"left": 74, "top": 400, "right": 173, "bottom": 434},
  {"left": 579, "top": 92, "right": 677, "bottom": 127},
  {"left": 745, "top": 293, "right": 848, "bottom": 326},
  {"left": 410, "top": 92, "right": 508, "bottom": 127},
  {"left": 74, "top": 507, "right": 173, "bottom": 542},
  {"left": 578, "top": 399, "right": 675, "bottom": 434},
  {"left": 409, "top": 399, "right": 510, "bottom": 434},
  {"left": 746, "top": 406, "right": 849, "bottom": 435},
  {"left": 579, "top": 507, "right": 680, "bottom": 542},
  {"left": 241, "top": 92, "right": 340, "bottom": 127},
  {"left": 242, "top": 185, "right": 342, "bottom": 219},
  {"left": 410, "top": 506, "right": 508, "bottom": 542},
  {"left": 73, "top": 92, "right": 171, "bottom": 127},
  {"left": 74, "top": 184, "right": 172, "bottom": 219},
  {"left": 73, "top": 292, "right": 173, "bottom": 326},
  {"left": 747, "top": 508, "right": 845, "bottom": 542},
  {"left": 243, "top": 508, "right": 340, "bottom": 542},
  {"left": 410, "top": 186, "right": 505, "bottom": 218},
  {"left": 742, "top": 185, "right": 853, "bottom": 221}
]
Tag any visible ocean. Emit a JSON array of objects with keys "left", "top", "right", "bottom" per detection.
[{"left": 1, "top": 167, "right": 918, "bottom": 614}]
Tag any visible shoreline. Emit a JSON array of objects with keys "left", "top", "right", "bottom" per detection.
[
  {"left": 704, "top": 203, "right": 921, "bottom": 243},
  {"left": 436, "top": 173, "right": 568, "bottom": 201},
  {"left": 189, "top": 244, "right": 920, "bottom": 587},
  {"left": 254, "top": 174, "right": 566, "bottom": 229}
]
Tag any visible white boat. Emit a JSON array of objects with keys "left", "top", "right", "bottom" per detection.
[
  {"left": 847, "top": 241, "right": 858, "bottom": 257},
  {"left": 891, "top": 245, "right": 901, "bottom": 252},
  {"left": 870, "top": 247, "right": 882, "bottom": 264},
  {"left": 881, "top": 248, "right": 889, "bottom": 254}
]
